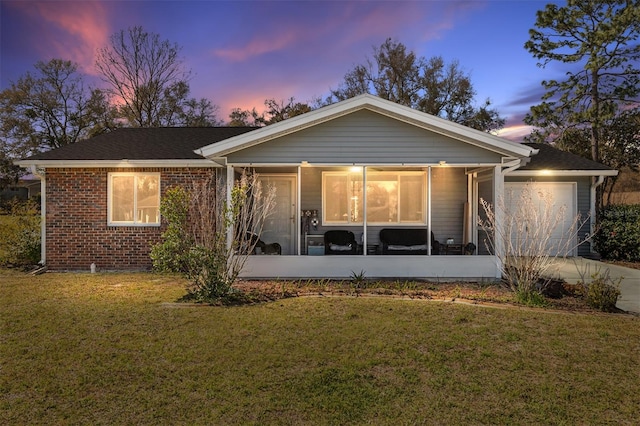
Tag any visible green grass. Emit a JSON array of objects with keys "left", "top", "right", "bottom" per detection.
[{"left": 2, "top": 270, "right": 639, "bottom": 424}]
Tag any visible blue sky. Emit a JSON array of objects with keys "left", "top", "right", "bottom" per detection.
[{"left": 0, "top": 0, "right": 567, "bottom": 140}]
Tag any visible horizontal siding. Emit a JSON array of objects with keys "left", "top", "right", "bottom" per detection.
[
  {"left": 431, "top": 168, "right": 468, "bottom": 244},
  {"left": 227, "top": 110, "right": 503, "bottom": 164}
]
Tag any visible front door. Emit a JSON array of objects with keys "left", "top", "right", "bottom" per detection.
[{"left": 259, "top": 174, "right": 297, "bottom": 255}]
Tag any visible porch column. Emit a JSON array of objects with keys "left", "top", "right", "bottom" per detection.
[
  {"left": 493, "top": 165, "right": 504, "bottom": 278},
  {"left": 226, "top": 165, "right": 234, "bottom": 250},
  {"left": 427, "top": 166, "right": 432, "bottom": 255},
  {"left": 362, "top": 166, "right": 367, "bottom": 254}
]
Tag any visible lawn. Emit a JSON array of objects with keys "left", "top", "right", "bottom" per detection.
[{"left": 1, "top": 270, "right": 639, "bottom": 425}]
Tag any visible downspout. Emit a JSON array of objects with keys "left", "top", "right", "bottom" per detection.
[
  {"left": 590, "top": 175, "right": 605, "bottom": 254},
  {"left": 30, "top": 165, "right": 46, "bottom": 265}
]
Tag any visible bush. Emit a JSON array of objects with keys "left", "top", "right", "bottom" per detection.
[
  {"left": 0, "top": 199, "right": 41, "bottom": 268},
  {"left": 594, "top": 204, "right": 640, "bottom": 261},
  {"left": 585, "top": 270, "right": 621, "bottom": 312},
  {"left": 150, "top": 187, "right": 193, "bottom": 274}
]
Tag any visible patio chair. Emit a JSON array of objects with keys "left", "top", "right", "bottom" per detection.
[{"left": 324, "top": 230, "right": 358, "bottom": 255}]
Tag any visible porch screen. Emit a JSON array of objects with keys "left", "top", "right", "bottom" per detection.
[
  {"left": 322, "top": 171, "right": 425, "bottom": 225},
  {"left": 108, "top": 173, "right": 160, "bottom": 225}
]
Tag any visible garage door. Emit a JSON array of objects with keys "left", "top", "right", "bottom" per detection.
[{"left": 504, "top": 182, "right": 577, "bottom": 256}]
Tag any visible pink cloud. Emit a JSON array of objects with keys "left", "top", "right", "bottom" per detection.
[
  {"left": 496, "top": 125, "right": 533, "bottom": 142},
  {"left": 9, "top": 1, "right": 111, "bottom": 75},
  {"left": 213, "top": 31, "right": 299, "bottom": 62}
]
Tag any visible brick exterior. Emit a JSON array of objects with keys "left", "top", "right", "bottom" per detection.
[{"left": 45, "top": 167, "right": 215, "bottom": 270}]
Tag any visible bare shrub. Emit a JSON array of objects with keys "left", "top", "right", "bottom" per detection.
[
  {"left": 479, "top": 182, "right": 590, "bottom": 300},
  {"left": 152, "top": 170, "right": 276, "bottom": 302}
]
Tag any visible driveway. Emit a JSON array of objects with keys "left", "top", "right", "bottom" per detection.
[{"left": 552, "top": 258, "right": 640, "bottom": 314}]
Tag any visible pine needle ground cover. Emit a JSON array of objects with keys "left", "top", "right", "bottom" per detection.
[{"left": 2, "top": 270, "right": 638, "bottom": 424}]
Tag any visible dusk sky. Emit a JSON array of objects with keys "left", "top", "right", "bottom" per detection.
[{"left": 1, "top": 0, "right": 570, "bottom": 141}]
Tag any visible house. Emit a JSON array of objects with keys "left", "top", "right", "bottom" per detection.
[{"left": 16, "top": 94, "right": 617, "bottom": 279}]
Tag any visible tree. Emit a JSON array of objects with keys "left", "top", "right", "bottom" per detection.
[
  {"left": 524, "top": 0, "right": 640, "bottom": 166},
  {"left": 0, "top": 59, "right": 116, "bottom": 182},
  {"left": 263, "top": 98, "right": 312, "bottom": 125},
  {"left": 329, "top": 39, "right": 505, "bottom": 132},
  {"left": 227, "top": 97, "right": 312, "bottom": 127},
  {"left": 96, "top": 26, "right": 219, "bottom": 127},
  {"left": 228, "top": 107, "right": 264, "bottom": 127},
  {"left": 552, "top": 109, "right": 640, "bottom": 204}
]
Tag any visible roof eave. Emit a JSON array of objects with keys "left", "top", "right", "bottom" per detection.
[
  {"left": 508, "top": 169, "right": 618, "bottom": 177},
  {"left": 15, "top": 159, "right": 221, "bottom": 168}
]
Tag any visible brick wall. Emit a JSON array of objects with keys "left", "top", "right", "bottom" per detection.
[{"left": 45, "top": 167, "right": 216, "bottom": 270}]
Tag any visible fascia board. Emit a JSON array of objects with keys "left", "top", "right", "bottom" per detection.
[
  {"left": 508, "top": 170, "right": 618, "bottom": 177},
  {"left": 197, "top": 94, "right": 535, "bottom": 159},
  {"left": 15, "top": 159, "right": 221, "bottom": 168}
]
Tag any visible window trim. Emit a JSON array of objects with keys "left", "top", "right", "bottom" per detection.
[
  {"left": 107, "top": 172, "right": 161, "bottom": 227},
  {"left": 321, "top": 170, "right": 427, "bottom": 226}
]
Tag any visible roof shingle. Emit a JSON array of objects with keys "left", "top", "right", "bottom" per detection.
[
  {"left": 24, "top": 127, "right": 257, "bottom": 161},
  {"left": 522, "top": 143, "right": 615, "bottom": 171}
]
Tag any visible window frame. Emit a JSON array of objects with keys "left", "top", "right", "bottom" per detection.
[
  {"left": 321, "top": 170, "right": 427, "bottom": 226},
  {"left": 107, "top": 172, "right": 161, "bottom": 227}
]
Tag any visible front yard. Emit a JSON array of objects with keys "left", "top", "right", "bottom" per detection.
[{"left": 1, "top": 270, "right": 639, "bottom": 424}]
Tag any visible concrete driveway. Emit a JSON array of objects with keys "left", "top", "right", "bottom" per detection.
[{"left": 551, "top": 258, "right": 640, "bottom": 314}]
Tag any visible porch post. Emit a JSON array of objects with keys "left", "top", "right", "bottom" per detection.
[
  {"left": 297, "top": 165, "right": 302, "bottom": 255},
  {"left": 226, "top": 165, "right": 234, "bottom": 250},
  {"left": 362, "top": 166, "right": 367, "bottom": 254},
  {"left": 493, "top": 165, "right": 504, "bottom": 278},
  {"left": 427, "top": 166, "right": 432, "bottom": 255}
]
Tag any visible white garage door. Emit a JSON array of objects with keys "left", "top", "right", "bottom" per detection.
[{"left": 504, "top": 182, "right": 577, "bottom": 256}]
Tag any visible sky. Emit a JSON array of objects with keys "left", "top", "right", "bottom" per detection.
[{"left": 0, "top": 0, "right": 571, "bottom": 141}]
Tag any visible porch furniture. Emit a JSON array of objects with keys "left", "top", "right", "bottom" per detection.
[
  {"left": 247, "top": 233, "right": 282, "bottom": 255},
  {"left": 305, "top": 234, "right": 325, "bottom": 256},
  {"left": 324, "top": 230, "right": 358, "bottom": 255},
  {"left": 379, "top": 228, "right": 440, "bottom": 255},
  {"left": 443, "top": 243, "right": 463, "bottom": 255}
]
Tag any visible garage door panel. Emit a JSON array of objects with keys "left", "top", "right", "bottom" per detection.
[{"left": 504, "top": 182, "right": 577, "bottom": 256}]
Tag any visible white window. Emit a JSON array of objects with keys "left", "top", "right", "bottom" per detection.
[
  {"left": 108, "top": 173, "right": 160, "bottom": 226},
  {"left": 322, "top": 171, "right": 426, "bottom": 225}
]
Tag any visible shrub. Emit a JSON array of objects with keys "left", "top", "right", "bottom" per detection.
[
  {"left": 479, "top": 182, "right": 589, "bottom": 298},
  {"left": 150, "top": 186, "right": 193, "bottom": 273},
  {"left": 151, "top": 171, "right": 275, "bottom": 303},
  {"left": 594, "top": 204, "right": 640, "bottom": 261},
  {"left": 0, "top": 199, "right": 41, "bottom": 268},
  {"left": 584, "top": 270, "right": 621, "bottom": 312}
]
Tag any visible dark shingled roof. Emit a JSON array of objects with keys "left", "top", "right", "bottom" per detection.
[
  {"left": 24, "top": 127, "right": 257, "bottom": 161},
  {"left": 521, "top": 143, "right": 615, "bottom": 171},
  {"left": 22, "top": 129, "right": 615, "bottom": 173}
]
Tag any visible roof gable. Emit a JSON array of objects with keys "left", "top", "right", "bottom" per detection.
[{"left": 197, "top": 94, "right": 535, "bottom": 159}]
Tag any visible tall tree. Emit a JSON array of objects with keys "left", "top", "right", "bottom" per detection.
[
  {"left": 0, "top": 59, "right": 116, "bottom": 159},
  {"left": 96, "top": 26, "right": 219, "bottom": 127},
  {"left": 227, "top": 97, "right": 312, "bottom": 126},
  {"left": 524, "top": 0, "right": 640, "bottom": 164},
  {"left": 329, "top": 39, "right": 504, "bottom": 132},
  {"left": 228, "top": 107, "right": 264, "bottom": 127},
  {"left": 263, "top": 98, "right": 312, "bottom": 125}
]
